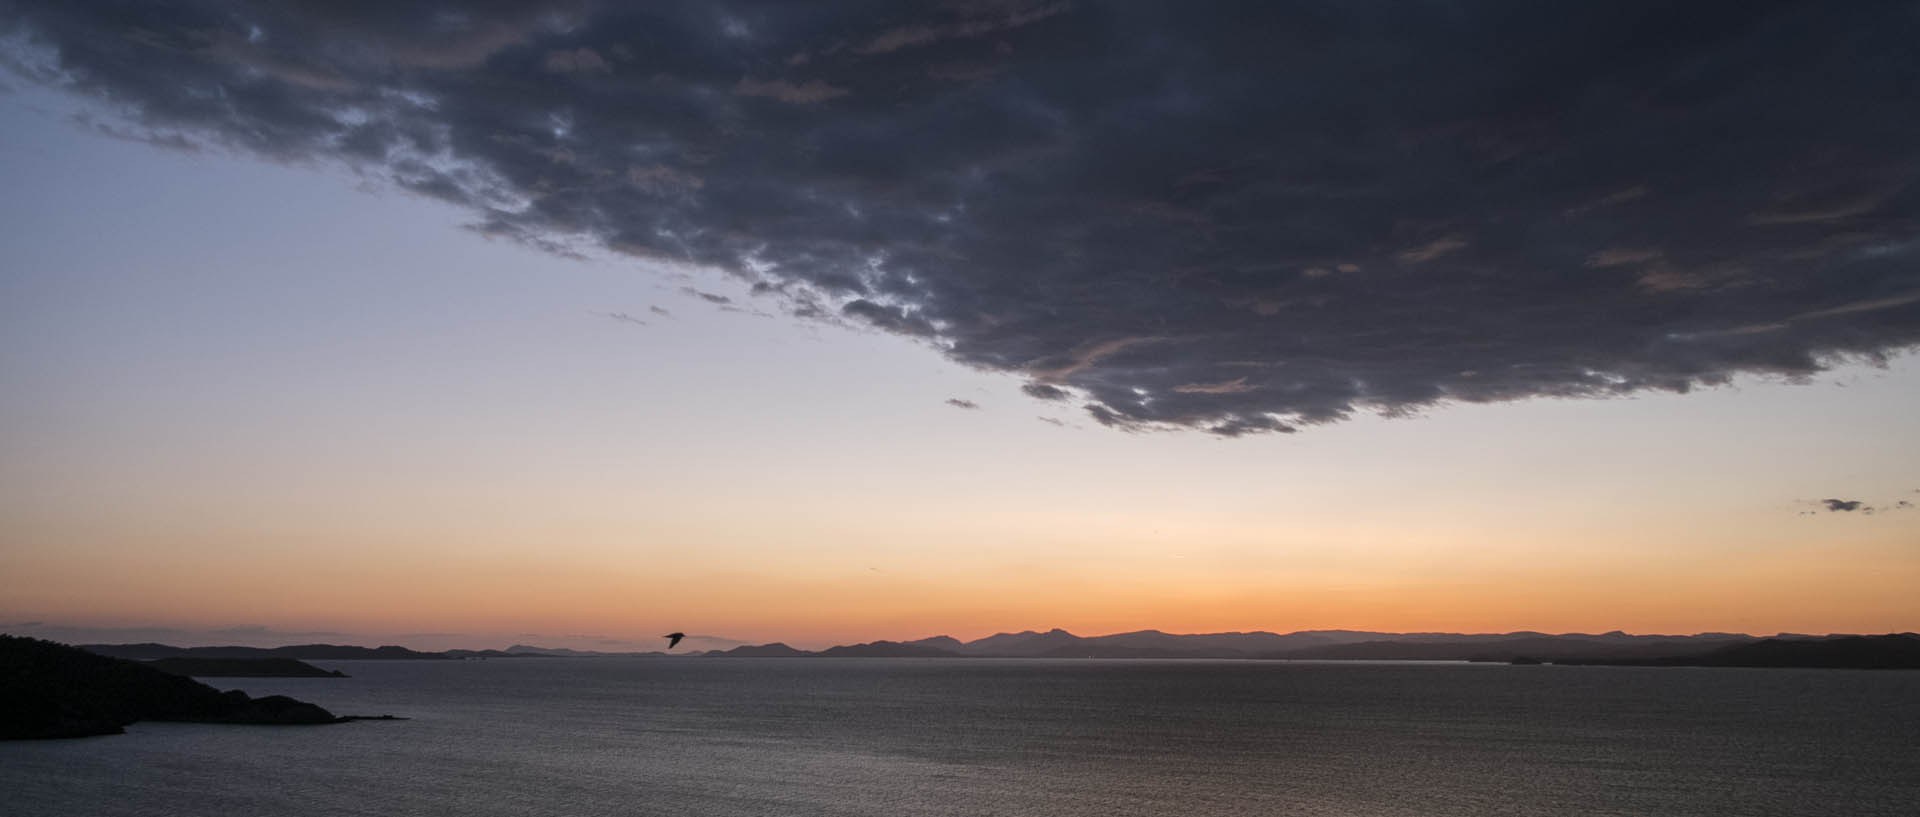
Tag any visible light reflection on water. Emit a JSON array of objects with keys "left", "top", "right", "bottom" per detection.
[{"left": 3, "top": 658, "right": 1917, "bottom": 817}]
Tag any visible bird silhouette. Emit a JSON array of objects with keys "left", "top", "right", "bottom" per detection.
[{"left": 663, "top": 632, "right": 686, "bottom": 649}]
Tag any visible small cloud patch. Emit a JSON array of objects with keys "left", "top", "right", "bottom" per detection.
[{"left": 592, "top": 310, "right": 647, "bottom": 327}]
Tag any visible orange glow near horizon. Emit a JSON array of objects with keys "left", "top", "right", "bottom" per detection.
[{"left": 9, "top": 515, "right": 1916, "bottom": 650}]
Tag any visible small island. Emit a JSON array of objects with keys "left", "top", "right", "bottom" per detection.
[
  {"left": 2, "top": 635, "right": 367, "bottom": 740},
  {"left": 706, "top": 642, "right": 814, "bottom": 657}
]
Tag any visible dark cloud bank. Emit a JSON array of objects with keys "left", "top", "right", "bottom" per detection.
[{"left": 6, "top": 1, "right": 1920, "bottom": 435}]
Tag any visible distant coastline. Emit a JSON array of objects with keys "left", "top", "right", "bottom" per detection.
[
  {"left": 702, "top": 629, "right": 1920, "bottom": 668},
  {"left": 71, "top": 629, "right": 1920, "bottom": 670},
  {"left": 148, "top": 657, "right": 347, "bottom": 678}
]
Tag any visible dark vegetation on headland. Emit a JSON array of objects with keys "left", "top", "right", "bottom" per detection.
[
  {"left": 148, "top": 657, "right": 347, "bottom": 678},
  {"left": 1, "top": 635, "right": 346, "bottom": 740}
]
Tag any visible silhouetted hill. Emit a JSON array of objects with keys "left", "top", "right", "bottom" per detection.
[
  {"left": 441, "top": 649, "right": 557, "bottom": 659},
  {"left": 495, "top": 645, "right": 690, "bottom": 657},
  {"left": 1081, "top": 629, "right": 1348, "bottom": 655},
  {"left": 500, "top": 645, "right": 634, "bottom": 657},
  {"left": 149, "top": 657, "right": 347, "bottom": 678},
  {"left": 904, "top": 636, "right": 965, "bottom": 652},
  {"left": 1561, "top": 634, "right": 1920, "bottom": 669},
  {"left": 816, "top": 640, "right": 962, "bottom": 658},
  {"left": 75, "top": 642, "right": 183, "bottom": 660},
  {"left": 2, "top": 635, "right": 342, "bottom": 739},
  {"left": 953, "top": 628, "right": 1085, "bottom": 656},
  {"left": 82, "top": 643, "right": 448, "bottom": 661},
  {"left": 707, "top": 643, "right": 813, "bottom": 657}
]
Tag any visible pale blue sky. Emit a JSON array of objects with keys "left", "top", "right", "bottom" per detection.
[{"left": 2, "top": 86, "right": 1916, "bottom": 649}]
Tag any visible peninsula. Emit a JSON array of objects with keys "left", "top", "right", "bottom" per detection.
[{"left": 1, "top": 635, "right": 352, "bottom": 740}]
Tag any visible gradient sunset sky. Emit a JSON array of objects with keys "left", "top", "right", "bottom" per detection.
[{"left": 2, "top": 2, "right": 1916, "bottom": 651}]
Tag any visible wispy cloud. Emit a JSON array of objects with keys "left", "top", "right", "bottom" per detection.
[
  {"left": 680, "top": 287, "right": 732, "bottom": 305},
  {"left": 1397, "top": 235, "right": 1467, "bottom": 264},
  {"left": 592, "top": 310, "right": 648, "bottom": 327}
]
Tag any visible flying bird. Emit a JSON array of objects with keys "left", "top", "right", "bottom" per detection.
[{"left": 663, "top": 632, "right": 685, "bottom": 649}]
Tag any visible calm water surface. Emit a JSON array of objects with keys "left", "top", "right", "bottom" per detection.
[{"left": 3, "top": 658, "right": 1916, "bottom": 816}]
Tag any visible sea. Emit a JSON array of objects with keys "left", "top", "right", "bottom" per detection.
[{"left": 3, "top": 658, "right": 1916, "bottom": 816}]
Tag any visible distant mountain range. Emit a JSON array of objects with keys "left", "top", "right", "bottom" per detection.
[
  {"left": 702, "top": 629, "right": 1920, "bottom": 668},
  {"left": 701, "top": 628, "right": 1772, "bottom": 661},
  {"left": 75, "top": 629, "right": 1920, "bottom": 669}
]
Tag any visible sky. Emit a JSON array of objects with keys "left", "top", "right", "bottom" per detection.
[{"left": 1, "top": 1, "right": 1916, "bottom": 651}]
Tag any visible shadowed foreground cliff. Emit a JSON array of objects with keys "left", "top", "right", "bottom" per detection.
[{"left": 1, "top": 635, "right": 342, "bottom": 739}]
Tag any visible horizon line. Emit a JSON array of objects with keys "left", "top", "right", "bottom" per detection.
[{"left": 17, "top": 624, "right": 1915, "bottom": 653}]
